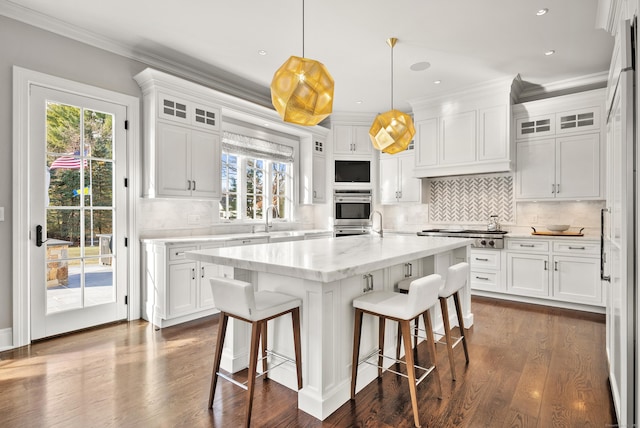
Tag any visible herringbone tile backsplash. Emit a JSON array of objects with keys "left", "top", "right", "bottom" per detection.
[{"left": 429, "top": 174, "right": 514, "bottom": 223}]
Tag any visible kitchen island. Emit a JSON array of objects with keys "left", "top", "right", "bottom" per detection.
[{"left": 186, "top": 234, "right": 472, "bottom": 420}]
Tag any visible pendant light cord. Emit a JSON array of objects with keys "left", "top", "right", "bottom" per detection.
[
  {"left": 302, "top": 0, "right": 305, "bottom": 58},
  {"left": 390, "top": 42, "right": 394, "bottom": 110}
]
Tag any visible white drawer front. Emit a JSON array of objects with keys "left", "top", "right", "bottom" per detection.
[
  {"left": 507, "top": 240, "right": 549, "bottom": 252},
  {"left": 552, "top": 241, "right": 599, "bottom": 256},
  {"left": 470, "top": 251, "right": 501, "bottom": 269},
  {"left": 169, "top": 245, "right": 197, "bottom": 261},
  {"left": 470, "top": 271, "right": 500, "bottom": 291}
]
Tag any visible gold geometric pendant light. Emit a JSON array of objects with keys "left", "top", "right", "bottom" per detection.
[
  {"left": 271, "top": 0, "right": 334, "bottom": 126},
  {"left": 369, "top": 38, "right": 415, "bottom": 154}
]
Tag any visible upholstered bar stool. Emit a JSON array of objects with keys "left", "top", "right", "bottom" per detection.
[
  {"left": 351, "top": 274, "right": 443, "bottom": 428},
  {"left": 208, "top": 277, "right": 302, "bottom": 427},
  {"left": 396, "top": 262, "right": 470, "bottom": 380}
]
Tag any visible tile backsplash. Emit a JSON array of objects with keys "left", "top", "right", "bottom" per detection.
[{"left": 429, "top": 174, "right": 514, "bottom": 223}]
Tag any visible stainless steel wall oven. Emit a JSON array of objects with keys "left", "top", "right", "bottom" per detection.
[{"left": 333, "top": 189, "right": 372, "bottom": 236}]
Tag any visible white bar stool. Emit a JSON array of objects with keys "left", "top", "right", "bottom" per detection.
[
  {"left": 208, "top": 277, "right": 302, "bottom": 427},
  {"left": 351, "top": 274, "right": 443, "bottom": 428},
  {"left": 438, "top": 262, "right": 470, "bottom": 380}
]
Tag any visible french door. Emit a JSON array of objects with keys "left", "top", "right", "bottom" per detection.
[{"left": 29, "top": 85, "right": 128, "bottom": 340}]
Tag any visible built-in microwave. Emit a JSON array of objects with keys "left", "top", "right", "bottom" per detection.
[
  {"left": 334, "top": 160, "right": 371, "bottom": 183},
  {"left": 333, "top": 189, "right": 372, "bottom": 227}
]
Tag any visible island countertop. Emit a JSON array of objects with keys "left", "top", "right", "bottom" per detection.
[{"left": 186, "top": 235, "right": 472, "bottom": 283}]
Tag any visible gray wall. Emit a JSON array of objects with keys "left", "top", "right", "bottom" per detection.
[{"left": 0, "top": 16, "right": 147, "bottom": 330}]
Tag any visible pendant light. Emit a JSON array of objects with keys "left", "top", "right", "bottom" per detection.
[
  {"left": 271, "top": 0, "right": 334, "bottom": 126},
  {"left": 369, "top": 37, "right": 415, "bottom": 154}
]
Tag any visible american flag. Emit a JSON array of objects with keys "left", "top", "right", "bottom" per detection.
[{"left": 50, "top": 155, "right": 87, "bottom": 170}]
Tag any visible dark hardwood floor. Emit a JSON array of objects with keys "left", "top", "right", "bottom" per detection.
[{"left": 0, "top": 297, "right": 616, "bottom": 427}]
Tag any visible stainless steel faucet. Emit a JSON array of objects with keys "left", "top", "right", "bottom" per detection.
[
  {"left": 265, "top": 205, "right": 276, "bottom": 232},
  {"left": 369, "top": 210, "right": 383, "bottom": 238}
]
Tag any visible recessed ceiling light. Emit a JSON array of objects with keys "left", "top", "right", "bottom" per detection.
[
  {"left": 258, "top": 49, "right": 267, "bottom": 56},
  {"left": 410, "top": 61, "right": 431, "bottom": 71},
  {"left": 355, "top": 100, "right": 363, "bottom": 104},
  {"left": 536, "top": 8, "right": 548, "bottom": 16},
  {"left": 544, "top": 50, "right": 556, "bottom": 56},
  {"left": 433, "top": 80, "right": 441, "bottom": 84}
]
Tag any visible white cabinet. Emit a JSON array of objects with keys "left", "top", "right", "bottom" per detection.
[
  {"left": 157, "top": 122, "right": 221, "bottom": 198},
  {"left": 312, "top": 140, "right": 327, "bottom": 203},
  {"left": 469, "top": 249, "right": 503, "bottom": 293},
  {"left": 144, "top": 241, "right": 227, "bottom": 328},
  {"left": 513, "top": 89, "right": 604, "bottom": 201},
  {"left": 516, "top": 133, "right": 600, "bottom": 200},
  {"left": 502, "top": 238, "right": 603, "bottom": 307},
  {"left": 410, "top": 78, "right": 513, "bottom": 177},
  {"left": 134, "top": 69, "right": 222, "bottom": 199},
  {"left": 506, "top": 252, "right": 550, "bottom": 297},
  {"left": 380, "top": 146, "right": 421, "bottom": 204},
  {"left": 333, "top": 124, "right": 372, "bottom": 155},
  {"left": 300, "top": 135, "right": 329, "bottom": 205}
]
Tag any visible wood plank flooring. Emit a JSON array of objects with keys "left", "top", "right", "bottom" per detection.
[{"left": 0, "top": 297, "right": 616, "bottom": 427}]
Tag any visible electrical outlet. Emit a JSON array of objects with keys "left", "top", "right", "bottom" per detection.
[{"left": 187, "top": 214, "right": 201, "bottom": 225}]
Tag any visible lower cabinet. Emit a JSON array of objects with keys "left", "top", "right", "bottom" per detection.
[
  {"left": 471, "top": 237, "right": 603, "bottom": 311},
  {"left": 143, "top": 237, "right": 268, "bottom": 328}
]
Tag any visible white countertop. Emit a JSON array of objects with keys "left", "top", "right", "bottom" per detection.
[
  {"left": 186, "top": 235, "right": 472, "bottom": 283},
  {"left": 140, "top": 229, "right": 332, "bottom": 245}
]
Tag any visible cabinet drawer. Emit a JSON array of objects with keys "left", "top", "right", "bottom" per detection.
[
  {"left": 552, "top": 241, "right": 599, "bottom": 255},
  {"left": 507, "top": 240, "right": 549, "bottom": 252},
  {"left": 226, "top": 237, "right": 268, "bottom": 247},
  {"left": 169, "top": 246, "right": 197, "bottom": 261},
  {"left": 470, "top": 251, "right": 501, "bottom": 269},
  {"left": 470, "top": 271, "right": 500, "bottom": 291}
]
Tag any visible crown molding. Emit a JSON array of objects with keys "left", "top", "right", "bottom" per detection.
[
  {"left": 514, "top": 71, "right": 609, "bottom": 103},
  {"left": 0, "top": 0, "right": 273, "bottom": 109}
]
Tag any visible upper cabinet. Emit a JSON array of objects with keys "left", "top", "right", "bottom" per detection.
[
  {"left": 513, "top": 89, "right": 605, "bottom": 201},
  {"left": 409, "top": 77, "right": 513, "bottom": 177},
  {"left": 380, "top": 143, "right": 422, "bottom": 204},
  {"left": 300, "top": 133, "right": 329, "bottom": 204},
  {"left": 134, "top": 69, "right": 222, "bottom": 199},
  {"left": 333, "top": 124, "right": 372, "bottom": 156}
]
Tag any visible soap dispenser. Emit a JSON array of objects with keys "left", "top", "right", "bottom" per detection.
[{"left": 487, "top": 215, "right": 500, "bottom": 232}]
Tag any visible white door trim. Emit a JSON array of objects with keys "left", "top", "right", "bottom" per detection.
[{"left": 12, "top": 66, "right": 140, "bottom": 348}]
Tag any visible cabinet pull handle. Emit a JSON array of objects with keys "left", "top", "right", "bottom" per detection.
[
  {"left": 568, "top": 246, "right": 585, "bottom": 250},
  {"left": 475, "top": 257, "right": 489, "bottom": 261},
  {"left": 409, "top": 263, "right": 413, "bottom": 277},
  {"left": 201, "top": 266, "right": 205, "bottom": 278},
  {"left": 175, "top": 251, "right": 184, "bottom": 256},
  {"left": 551, "top": 184, "right": 555, "bottom": 194},
  {"left": 187, "top": 180, "right": 192, "bottom": 190},
  {"left": 313, "top": 190, "right": 317, "bottom": 198},
  {"left": 554, "top": 261, "right": 558, "bottom": 271},
  {"left": 193, "top": 180, "right": 196, "bottom": 191},
  {"left": 242, "top": 240, "right": 251, "bottom": 244},
  {"left": 556, "top": 183, "right": 560, "bottom": 193},
  {"left": 520, "top": 244, "right": 535, "bottom": 248},
  {"left": 475, "top": 276, "right": 490, "bottom": 281},
  {"left": 544, "top": 260, "right": 548, "bottom": 270},
  {"left": 192, "top": 268, "right": 195, "bottom": 280}
]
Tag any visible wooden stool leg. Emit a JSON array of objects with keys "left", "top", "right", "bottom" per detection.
[
  {"left": 453, "top": 292, "right": 469, "bottom": 363},
  {"left": 396, "top": 322, "right": 402, "bottom": 361},
  {"left": 261, "top": 320, "right": 268, "bottom": 379},
  {"left": 291, "top": 307, "right": 303, "bottom": 389},
  {"left": 440, "top": 296, "right": 457, "bottom": 380},
  {"left": 245, "top": 320, "right": 262, "bottom": 427},
  {"left": 209, "top": 312, "right": 229, "bottom": 408},
  {"left": 401, "top": 319, "right": 421, "bottom": 428},
  {"left": 423, "top": 309, "right": 443, "bottom": 399},
  {"left": 351, "top": 308, "right": 364, "bottom": 399},
  {"left": 378, "top": 317, "right": 385, "bottom": 377}
]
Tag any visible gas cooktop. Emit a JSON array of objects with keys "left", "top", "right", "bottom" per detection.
[{"left": 416, "top": 229, "right": 507, "bottom": 248}]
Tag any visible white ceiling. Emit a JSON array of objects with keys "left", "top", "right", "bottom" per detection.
[{"left": 2, "top": 0, "right": 614, "bottom": 114}]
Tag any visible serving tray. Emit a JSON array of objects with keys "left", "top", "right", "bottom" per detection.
[{"left": 530, "top": 227, "right": 584, "bottom": 237}]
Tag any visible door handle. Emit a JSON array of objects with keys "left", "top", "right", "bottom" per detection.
[
  {"left": 192, "top": 180, "right": 196, "bottom": 191},
  {"left": 600, "top": 207, "right": 611, "bottom": 282},
  {"left": 36, "top": 225, "right": 48, "bottom": 247}
]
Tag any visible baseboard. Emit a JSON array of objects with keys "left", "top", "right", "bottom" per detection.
[{"left": 0, "top": 328, "right": 13, "bottom": 351}]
